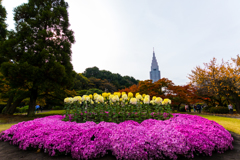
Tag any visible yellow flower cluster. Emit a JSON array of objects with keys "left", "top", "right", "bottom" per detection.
[{"left": 64, "top": 92, "right": 171, "bottom": 106}]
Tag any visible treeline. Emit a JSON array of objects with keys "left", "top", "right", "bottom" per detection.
[
  {"left": 119, "top": 78, "right": 201, "bottom": 111},
  {"left": 75, "top": 66, "right": 138, "bottom": 90}
]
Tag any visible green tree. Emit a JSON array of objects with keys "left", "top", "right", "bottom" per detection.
[
  {"left": 72, "top": 73, "right": 89, "bottom": 91},
  {"left": 0, "top": 0, "right": 75, "bottom": 116},
  {"left": 0, "top": 0, "right": 7, "bottom": 41}
]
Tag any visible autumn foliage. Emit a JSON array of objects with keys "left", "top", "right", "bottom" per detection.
[
  {"left": 119, "top": 78, "right": 200, "bottom": 111},
  {"left": 188, "top": 55, "right": 240, "bottom": 113}
]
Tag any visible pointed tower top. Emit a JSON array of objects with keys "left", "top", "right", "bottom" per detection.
[{"left": 151, "top": 48, "right": 159, "bottom": 70}]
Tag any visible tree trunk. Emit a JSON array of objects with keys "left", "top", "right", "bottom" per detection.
[
  {"left": 177, "top": 103, "right": 181, "bottom": 111},
  {"left": 7, "top": 97, "right": 26, "bottom": 115},
  {"left": 28, "top": 89, "right": 38, "bottom": 117},
  {"left": 3, "top": 91, "right": 29, "bottom": 115},
  {"left": 231, "top": 94, "right": 240, "bottom": 113},
  {"left": 2, "top": 94, "right": 14, "bottom": 114}
]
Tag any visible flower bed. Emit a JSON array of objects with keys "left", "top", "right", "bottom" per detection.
[{"left": 0, "top": 114, "right": 233, "bottom": 160}]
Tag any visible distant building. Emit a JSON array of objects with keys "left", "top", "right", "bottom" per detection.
[{"left": 150, "top": 49, "right": 161, "bottom": 83}]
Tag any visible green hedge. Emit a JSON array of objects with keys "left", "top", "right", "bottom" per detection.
[
  {"left": 209, "top": 106, "right": 229, "bottom": 114},
  {"left": 52, "top": 106, "right": 64, "bottom": 110},
  {"left": 15, "top": 106, "right": 29, "bottom": 113},
  {"left": 202, "top": 106, "right": 213, "bottom": 112}
]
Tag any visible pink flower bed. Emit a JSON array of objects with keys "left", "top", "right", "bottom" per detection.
[{"left": 0, "top": 114, "right": 233, "bottom": 160}]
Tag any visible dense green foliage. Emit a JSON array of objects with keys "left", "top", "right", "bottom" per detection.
[
  {"left": 209, "top": 107, "right": 229, "bottom": 114},
  {"left": 15, "top": 105, "right": 29, "bottom": 113},
  {"left": 82, "top": 66, "right": 139, "bottom": 90},
  {"left": 0, "top": 0, "right": 75, "bottom": 116},
  {"left": 0, "top": 0, "right": 7, "bottom": 42},
  {"left": 63, "top": 101, "right": 172, "bottom": 124},
  {"left": 52, "top": 106, "right": 64, "bottom": 110},
  {"left": 85, "top": 88, "right": 103, "bottom": 95}
]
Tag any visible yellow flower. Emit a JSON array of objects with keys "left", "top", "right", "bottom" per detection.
[
  {"left": 102, "top": 92, "right": 108, "bottom": 98},
  {"left": 128, "top": 92, "right": 133, "bottom": 98},
  {"left": 136, "top": 93, "right": 140, "bottom": 97},
  {"left": 82, "top": 95, "right": 90, "bottom": 102},
  {"left": 136, "top": 94, "right": 142, "bottom": 100},
  {"left": 152, "top": 96, "right": 156, "bottom": 100},
  {"left": 109, "top": 95, "right": 114, "bottom": 100},
  {"left": 145, "top": 95, "right": 150, "bottom": 99},
  {"left": 155, "top": 97, "right": 162, "bottom": 104},
  {"left": 143, "top": 97, "right": 150, "bottom": 104},
  {"left": 89, "top": 94, "right": 93, "bottom": 99},
  {"left": 150, "top": 100, "right": 155, "bottom": 105},
  {"left": 120, "top": 98, "right": 122, "bottom": 101},
  {"left": 130, "top": 98, "right": 137, "bottom": 105},
  {"left": 111, "top": 95, "right": 119, "bottom": 102},
  {"left": 142, "top": 94, "right": 146, "bottom": 98},
  {"left": 91, "top": 100, "right": 94, "bottom": 104},
  {"left": 122, "top": 92, "right": 126, "bottom": 96},
  {"left": 64, "top": 97, "right": 73, "bottom": 103},
  {"left": 114, "top": 92, "right": 121, "bottom": 97},
  {"left": 122, "top": 94, "right": 128, "bottom": 101},
  {"left": 97, "top": 96, "right": 104, "bottom": 103},
  {"left": 94, "top": 94, "right": 99, "bottom": 100},
  {"left": 162, "top": 99, "right": 171, "bottom": 105},
  {"left": 73, "top": 96, "right": 82, "bottom": 102}
]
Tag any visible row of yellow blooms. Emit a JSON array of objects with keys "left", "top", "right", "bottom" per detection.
[{"left": 64, "top": 92, "right": 171, "bottom": 105}]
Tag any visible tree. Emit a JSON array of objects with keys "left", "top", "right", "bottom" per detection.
[
  {"left": 0, "top": 0, "right": 7, "bottom": 41},
  {"left": 71, "top": 73, "right": 89, "bottom": 91},
  {"left": 189, "top": 56, "right": 240, "bottom": 113},
  {"left": 167, "top": 84, "right": 200, "bottom": 111},
  {"left": 0, "top": 0, "right": 75, "bottom": 116},
  {"left": 83, "top": 66, "right": 139, "bottom": 90}
]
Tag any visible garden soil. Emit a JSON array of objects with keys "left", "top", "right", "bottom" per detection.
[{"left": 0, "top": 131, "right": 239, "bottom": 160}]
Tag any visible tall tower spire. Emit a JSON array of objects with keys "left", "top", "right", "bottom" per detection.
[{"left": 150, "top": 48, "right": 161, "bottom": 83}]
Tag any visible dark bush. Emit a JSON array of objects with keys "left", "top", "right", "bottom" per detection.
[
  {"left": 202, "top": 106, "right": 213, "bottom": 112},
  {"left": 0, "top": 105, "right": 6, "bottom": 113},
  {"left": 209, "top": 106, "right": 229, "bottom": 114},
  {"left": 52, "top": 106, "right": 64, "bottom": 110},
  {"left": 85, "top": 88, "right": 103, "bottom": 95},
  {"left": 76, "top": 90, "right": 88, "bottom": 96},
  {"left": 1, "top": 107, "right": 6, "bottom": 114},
  {"left": 15, "top": 107, "right": 21, "bottom": 113},
  {"left": 179, "top": 106, "right": 186, "bottom": 112}
]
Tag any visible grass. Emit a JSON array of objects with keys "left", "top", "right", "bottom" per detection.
[
  {"left": 196, "top": 114, "right": 240, "bottom": 135},
  {"left": 1, "top": 110, "right": 240, "bottom": 135},
  {"left": 36, "top": 110, "right": 66, "bottom": 115},
  {"left": 0, "top": 123, "right": 18, "bottom": 133}
]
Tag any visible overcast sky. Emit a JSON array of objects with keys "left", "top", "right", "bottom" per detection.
[{"left": 2, "top": 0, "right": 240, "bottom": 85}]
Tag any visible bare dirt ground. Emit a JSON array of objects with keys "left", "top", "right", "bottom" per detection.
[{"left": 0, "top": 131, "right": 239, "bottom": 160}]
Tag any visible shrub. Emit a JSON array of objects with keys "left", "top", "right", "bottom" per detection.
[
  {"left": 15, "top": 107, "right": 21, "bottom": 113},
  {"left": 0, "top": 105, "right": 5, "bottom": 113},
  {"left": 209, "top": 106, "right": 229, "bottom": 114},
  {"left": 1, "top": 107, "right": 6, "bottom": 114},
  {"left": 19, "top": 105, "right": 29, "bottom": 113},
  {"left": 85, "top": 88, "right": 103, "bottom": 95},
  {"left": 202, "top": 106, "right": 213, "bottom": 112},
  {"left": 179, "top": 106, "right": 186, "bottom": 112},
  {"left": 76, "top": 90, "right": 88, "bottom": 96},
  {"left": 52, "top": 106, "right": 64, "bottom": 110}
]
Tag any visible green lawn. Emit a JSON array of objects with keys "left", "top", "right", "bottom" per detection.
[
  {"left": 0, "top": 123, "right": 18, "bottom": 133},
  {"left": 37, "top": 110, "right": 66, "bottom": 115}
]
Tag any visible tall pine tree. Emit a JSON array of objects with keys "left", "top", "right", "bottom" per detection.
[{"left": 0, "top": 0, "right": 75, "bottom": 116}]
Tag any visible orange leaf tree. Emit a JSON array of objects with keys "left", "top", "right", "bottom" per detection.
[{"left": 189, "top": 56, "right": 240, "bottom": 113}]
